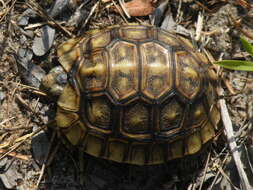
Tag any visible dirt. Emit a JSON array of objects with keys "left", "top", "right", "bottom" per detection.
[{"left": 0, "top": 0, "right": 253, "bottom": 190}]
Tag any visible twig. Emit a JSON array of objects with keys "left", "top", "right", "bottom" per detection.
[
  {"left": 217, "top": 165, "right": 240, "bottom": 190},
  {"left": 0, "top": 0, "right": 7, "bottom": 9},
  {"left": 218, "top": 87, "right": 252, "bottom": 189},
  {"left": 175, "top": 0, "right": 182, "bottom": 23},
  {"left": 118, "top": 0, "right": 131, "bottom": 19},
  {"left": 0, "top": 117, "right": 15, "bottom": 127},
  {"left": 0, "top": 149, "right": 30, "bottom": 161},
  {"left": 79, "top": 1, "right": 100, "bottom": 31},
  {"left": 26, "top": 0, "right": 73, "bottom": 37},
  {"left": 229, "top": 13, "right": 253, "bottom": 40},
  {"left": 209, "top": 153, "right": 229, "bottom": 189},
  {"left": 198, "top": 152, "right": 211, "bottom": 190},
  {"left": 0, "top": 125, "right": 47, "bottom": 151},
  {"left": 195, "top": 12, "right": 204, "bottom": 42},
  {"left": 36, "top": 163, "right": 46, "bottom": 189},
  {"left": 222, "top": 77, "right": 236, "bottom": 95},
  {"left": 0, "top": 0, "right": 17, "bottom": 23},
  {"left": 112, "top": 0, "right": 128, "bottom": 23}
]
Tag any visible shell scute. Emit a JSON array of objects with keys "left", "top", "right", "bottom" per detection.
[
  {"left": 107, "top": 140, "right": 127, "bottom": 163},
  {"left": 78, "top": 51, "right": 108, "bottom": 91},
  {"left": 85, "top": 97, "right": 112, "bottom": 130},
  {"left": 123, "top": 103, "right": 150, "bottom": 134},
  {"left": 140, "top": 42, "right": 173, "bottom": 99},
  {"left": 89, "top": 31, "right": 111, "bottom": 49},
  {"left": 160, "top": 99, "right": 184, "bottom": 131},
  {"left": 119, "top": 25, "right": 151, "bottom": 41},
  {"left": 190, "top": 102, "right": 208, "bottom": 127},
  {"left": 175, "top": 51, "right": 202, "bottom": 99},
  {"left": 157, "top": 30, "right": 181, "bottom": 47},
  {"left": 108, "top": 41, "right": 138, "bottom": 100}
]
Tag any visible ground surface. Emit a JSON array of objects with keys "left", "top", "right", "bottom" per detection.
[{"left": 0, "top": 0, "right": 253, "bottom": 190}]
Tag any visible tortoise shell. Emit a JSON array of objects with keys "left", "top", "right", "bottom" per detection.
[{"left": 54, "top": 24, "right": 220, "bottom": 165}]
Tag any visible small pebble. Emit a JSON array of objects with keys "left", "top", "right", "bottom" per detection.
[
  {"left": 0, "top": 158, "right": 23, "bottom": 189},
  {"left": 48, "top": 0, "right": 70, "bottom": 18},
  {"left": 0, "top": 91, "right": 6, "bottom": 102},
  {"left": 31, "top": 125, "right": 50, "bottom": 166},
  {"left": 32, "top": 25, "right": 55, "bottom": 56},
  {"left": 17, "top": 48, "right": 46, "bottom": 88}
]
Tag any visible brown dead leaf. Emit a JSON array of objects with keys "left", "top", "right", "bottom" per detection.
[{"left": 113, "top": 0, "right": 156, "bottom": 17}]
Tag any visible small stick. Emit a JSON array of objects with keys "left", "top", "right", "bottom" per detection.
[
  {"left": 26, "top": 0, "right": 73, "bottom": 37},
  {"left": 195, "top": 12, "right": 204, "bottom": 42},
  {"left": 0, "top": 0, "right": 17, "bottom": 23},
  {"left": 0, "top": 149, "right": 30, "bottom": 161},
  {"left": 222, "top": 77, "right": 236, "bottom": 95},
  {"left": 216, "top": 165, "right": 240, "bottom": 190},
  {"left": 198, "top": 152, "right": 211, "bottom": 190},
  {"left": 229, "top": 13, "right": 253, "bottom": 40},
  {"left": 80, "top": 1, "right": 100, "bottom": 30},
  {"left": 0, "top": 117, "right": 15, "bottom": 127},
  {"left": 112, "top": 0, "right": 128, "bottom": 23},
  {"left": 209, "top": 153, "right": 226, "bottom": 189},
  {"left": 118, "top": 0, "right": 131, "bottom": 19},
  {"left": 218, "top": 87, "right": 252, "bottom": 189},
  {"left": 0, "top": 125, "right": 47, "bottom": 150}
]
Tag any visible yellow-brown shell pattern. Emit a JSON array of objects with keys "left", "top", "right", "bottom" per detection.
[{"left": 55, "top": 24, "right": 220, "bottom": 165}]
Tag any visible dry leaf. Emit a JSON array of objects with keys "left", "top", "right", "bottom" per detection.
[{"left": 113, "top": 0, "right": 156, "bottom": 17}]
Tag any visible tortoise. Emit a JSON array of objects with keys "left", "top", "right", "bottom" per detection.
[{"left": 42, "top": 24, "right": 220, "bottom": 165}]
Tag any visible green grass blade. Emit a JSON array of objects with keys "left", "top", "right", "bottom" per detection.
[
  {"left": 240, "top": 36, "right": 253, "bottom": 57},
  {"left": 214, "top": 60, "right": 253, "bottom": 71}
]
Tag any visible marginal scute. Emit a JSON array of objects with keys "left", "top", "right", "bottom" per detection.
[
  {"left": 130, "top": 144, "right": 146, "bottom": 165},
  {"left": 158, "top": 30, "right": 180, "bottom": 46},
  {"left": 58, "top": 37, "right": 82, "bottom": 72},
  {"left": 85, "top": 135, "right": 104, "bottom": 157},
  {"left": 170, "top": 140, "right": 184, "bottom": 159},
  {"left": 201, "top": 122, "right": 215, "bottom": 144},
  {"left": 56, "top": 107, "right": 79, "bottom": 128},
  {"left": 151, "top": 144, "right": 164, "bottom": 164},
  {"left": 57, "top": 84, "right": 80, "bottom": 111},
  {"left": 206, "top": 83, "right": 215, "bottom": 107},
  {"left": 107, "top": 140, "right": 126, "bottom": 163},
  {"left": 178, "top": 36, "right": 194, "bottom": 50},
  {"left": 186, "top": 132, "right": 202, "bottom": 155},
  {"left": 210, "top": 105, "right": 220, "bottom": 127},
  {"left": 119, "top": 26, "right": 149, "bottom": 41},
  {"left": 208, "top": 68, "right": 218, "bottom": 82},
  {"left": 63, "top": 122, "right": 86, "bottom": 145},
  {"left": 89, "top": 31, "right": 111, "bottom": 49},
  {"left": 58, "top": 37, "right": 82, "bottom": 57}
]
